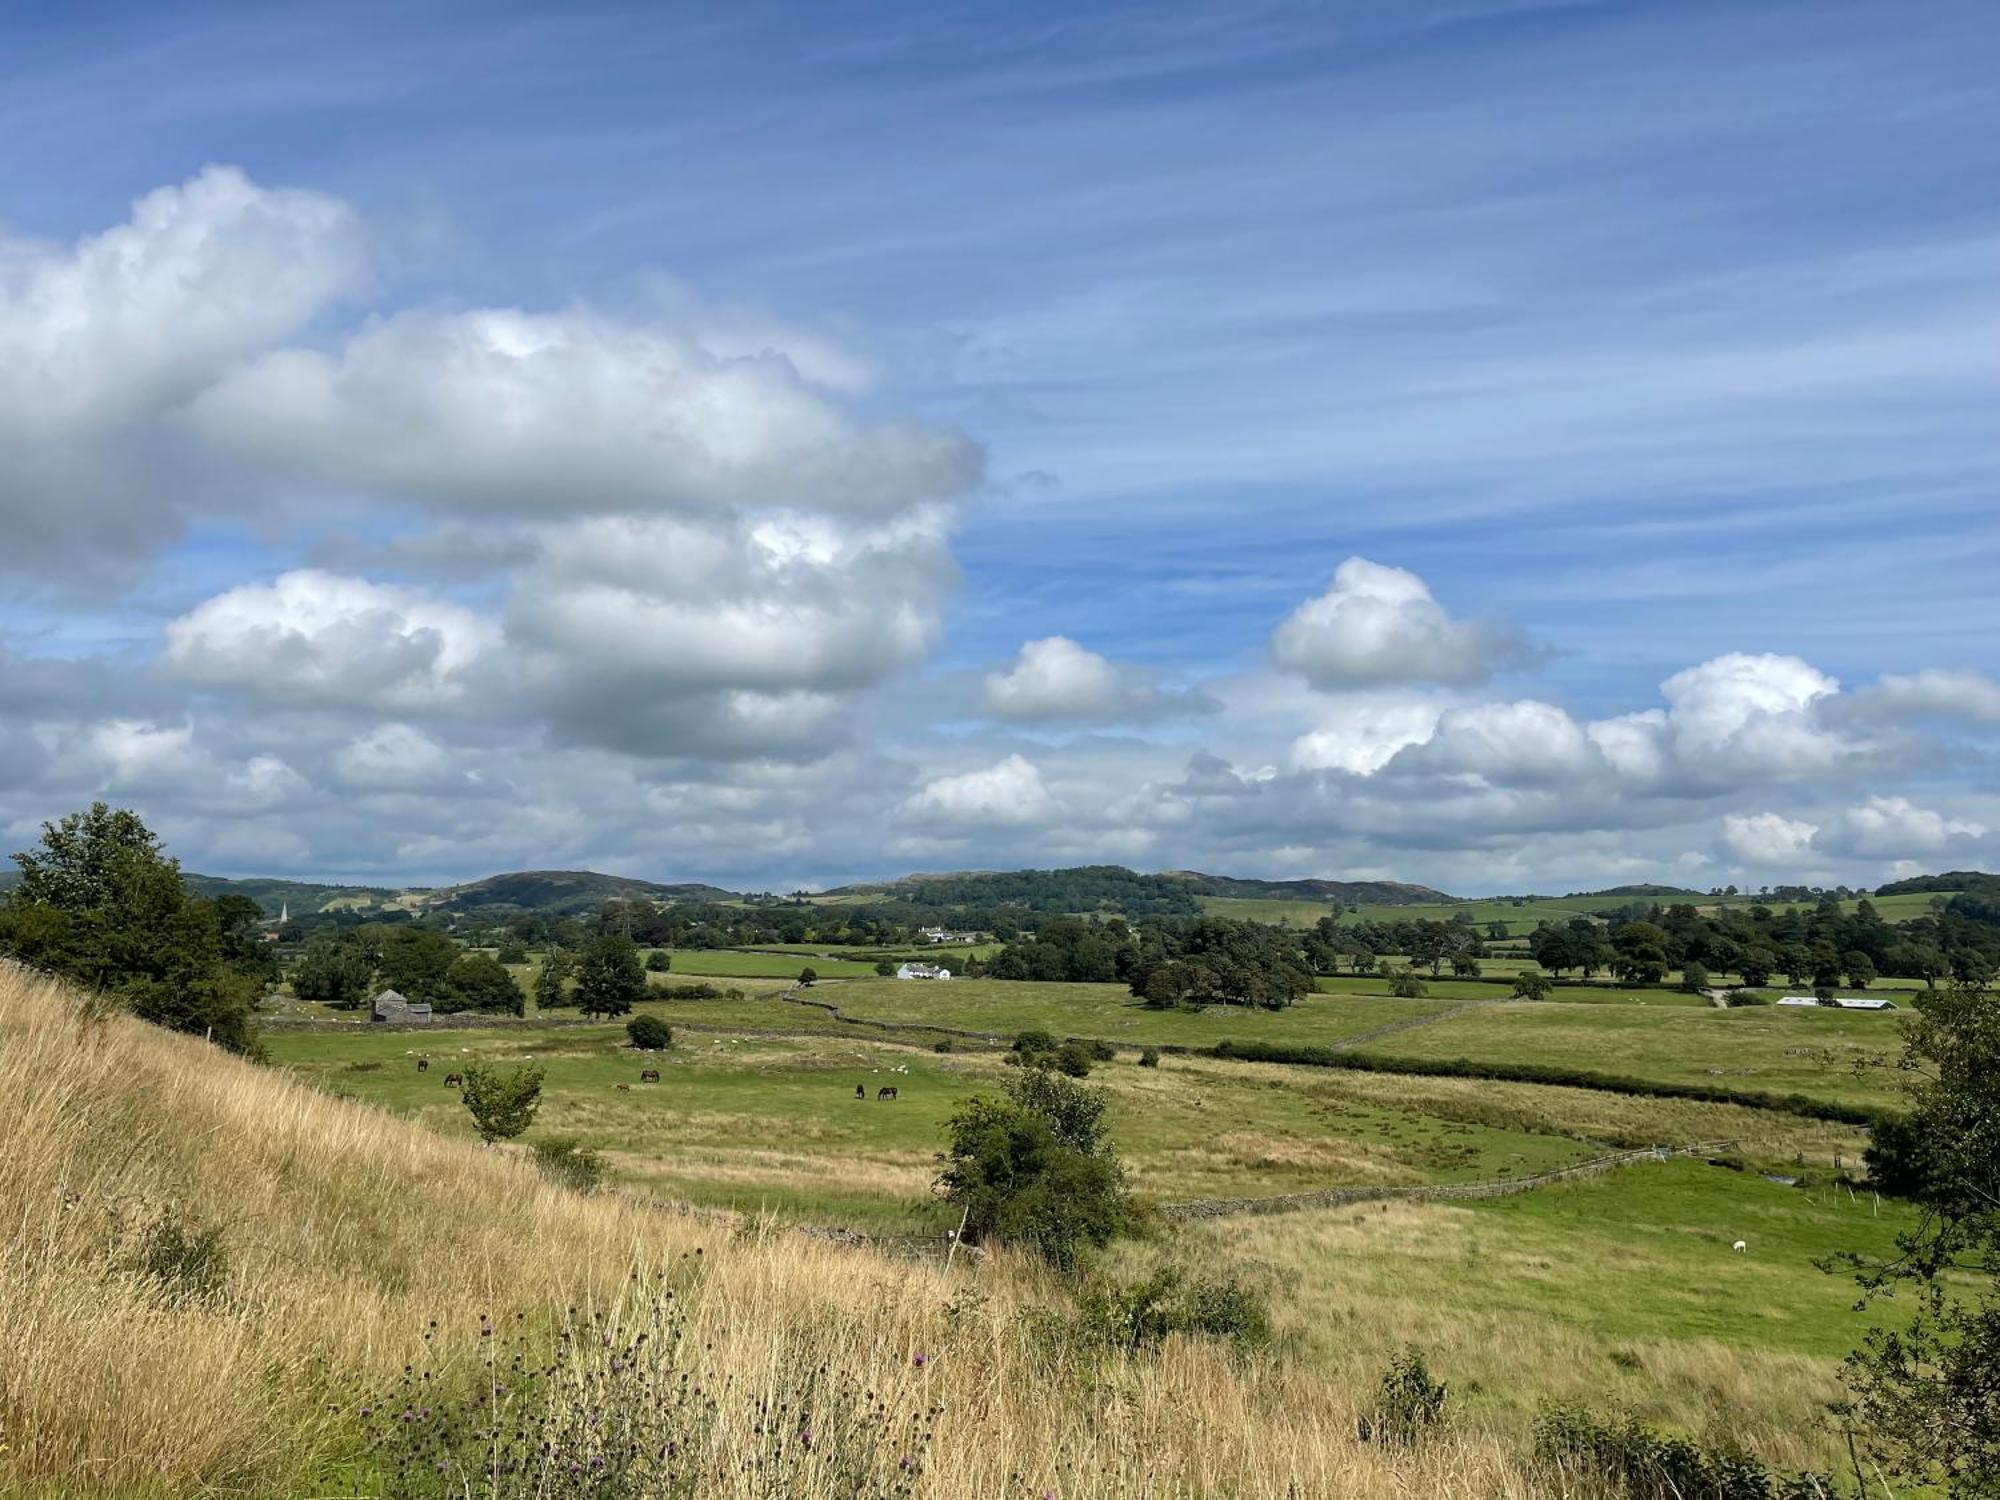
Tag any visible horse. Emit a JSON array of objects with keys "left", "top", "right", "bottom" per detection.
[
  {"left": 442, "top": 1073, "right": 463, "bottom": 1088},
  {"left": 416, "top": 1057, "right": 430, "bottom": 1073},
  {"left": 877, "top": 1086, "right": 899, "bottom": 1101},
  {"left": 639, "top": 1069, "right": 660, "bottom": 1083},
  {"left": 854, "top": 1084, "right": 865, "bottom": 1099},
  {"left": 615, "top": 1083, "right": 632, "bottom": 1092}
]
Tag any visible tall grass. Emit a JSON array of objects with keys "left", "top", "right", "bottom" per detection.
[{"left": 0, "top": 962, "right": 1567, "bottom": 1497}]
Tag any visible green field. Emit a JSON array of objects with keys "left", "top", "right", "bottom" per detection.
[
  {"left": 1369, "top": 1000, "right": 1907, "bottom": 1108},
  {"left": 264, "top": 1017, "right": 1606, "bottom": 1228},
  {"left": 654, "top": 947, "right": 885, "bottom": 978}
]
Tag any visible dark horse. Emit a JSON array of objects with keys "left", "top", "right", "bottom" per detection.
[
  {"left": 442, "top": 1072, "right": 463, "bottom": 1088},
  {"left": 416, "top": 1057, "right": 430, "bottom": 1073},
  {"left": 639, "top": 1069, "right": 660, "bottom": 1083},
  {"left": 877, "top": 1085, "right": 899, "bottom": 1101},
  {"left": 854, "top": 1084, "right": 865, "bottom": 1099}
]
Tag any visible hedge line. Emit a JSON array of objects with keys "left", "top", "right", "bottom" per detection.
[{"left": 1205, "top": 1039, "right": 1888, "bottom": 1126}]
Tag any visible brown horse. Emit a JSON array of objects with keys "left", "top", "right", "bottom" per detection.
[
  {"left": 877, "top": 1086, "right": 898, "bottom": 1101},
  {"left": 639, "top": 1069, "right": 660, "bottom": 1083},
  {"left": 416, "top": 1057, "right": 430, "bottom": 1073},
  {"left": 615, "top": 1083, "right": 631, "bottom": 1092},
  {"left": 442, "top": 1072, "right": 463, "bottom": 1088}
]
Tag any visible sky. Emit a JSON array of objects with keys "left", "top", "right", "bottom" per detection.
[{"left": 0, "top": 0, "right": 1995, "bottom": 895}]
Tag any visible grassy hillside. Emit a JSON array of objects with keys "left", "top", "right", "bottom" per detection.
[{"left": 5, "top": 959, "right": 1597, "bottom": 1498}]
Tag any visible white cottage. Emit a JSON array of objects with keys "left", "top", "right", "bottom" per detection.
[{"left": 895, "top": 962, "right": 953, "bottom": 981}]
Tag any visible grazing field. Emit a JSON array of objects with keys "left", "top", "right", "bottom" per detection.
[
  {"left": 653, "top": 946, "right": 885, "bottom": 978},
  {"left": 266, "top": 1022, "right": 1606, "bottom": 1227},
  {"left": 1203, "top": 1158, "right": 1916, "bottom": 1473},
  {"left": 809, "top": 976, "right": 1455, "bottom": 1047},
  {"left": 1369, "top": 1000, "right": 1907, "bottom": 1109}
]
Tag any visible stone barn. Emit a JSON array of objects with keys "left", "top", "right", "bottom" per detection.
[{"left": 370, "top": 989, "right": 433, "bottom": 1024}]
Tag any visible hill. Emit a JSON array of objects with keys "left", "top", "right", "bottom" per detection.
[
  {"left": 823, "top": 864, "right": 1454, "bottom": 918},
  {"left": 418, "top": 868, "right": 740, "bottom": 915},
  {"left": 0, "top": 959, "right": 1531, "bottom": 1497},
  {"left": 1167, "top": 871, "right": 1453, "bottom": 906}
]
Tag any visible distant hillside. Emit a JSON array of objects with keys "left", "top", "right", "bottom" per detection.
[
  {"left": 823, "top": 864, "right": 1453, "bottom": 918},
  {"left": 1563, "top": 884, "right": 1711, "bottom": 901},
  {"left": 421, "top": 869, "right": 740, "bottom": 916},
  {"left": 1876, "top": 871, "right": 1987, "bottom": 897},
  {"left": 1166, "top": 871, "right": 1453, "bottom": 906},
  {"left": 180, "top": 874, "right": 409, "bottom": 917}
]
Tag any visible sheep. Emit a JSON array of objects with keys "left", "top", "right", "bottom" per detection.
[{"left": 1731, "top": 1239, "right": 1748, "bottom": 1254}]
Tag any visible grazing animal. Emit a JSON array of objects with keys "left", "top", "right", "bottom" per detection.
[
  {"left": 1731, "top": 1240, "right": 1747, "bottom": 1254},
  {"left": 877, "top": 1086, "right": 899, "bottom": 1101},
  {"left": 855, "top": 1084, "right": 865, "bottom": 1099},
  {"left": 442, "top": 1073, "right": 463, "bottom": 1088},
  {"left": 616, "top": 1083, "right": 632, "bottom": 1092},
  {"left": 416, "top": 1057, "right": 429, "bottom": 1073},
  {"left": 639, "top": 1069, "right": 660, "bottom": 1083}
]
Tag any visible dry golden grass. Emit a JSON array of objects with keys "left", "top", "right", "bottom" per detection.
[{"left": 0, "top": 962, "right": 1599, "bottom": 1498}]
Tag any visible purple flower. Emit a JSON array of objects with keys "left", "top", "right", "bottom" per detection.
[{"left": 913, "top": 1353, "right": 927, "bottom": 1368}]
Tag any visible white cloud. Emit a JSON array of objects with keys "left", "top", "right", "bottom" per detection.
[
  {"left": 1816, "top": 796, "right": 1986, "bottom": 859},
  {"left": 1288, "top": 694, "right": 1444, "bottom": 774},
  {"left": 1721, "top": 812, "right": 1820, "bottom": 865},
  {"left": 331, "top": 723, "right": 457, "bottom": 790},
  {"left": 983, "top": 636, "right": 1214, "bottom": 724},
  {"left": 188, "top": 306, "right": 982, "bottom": 517},
  {"left": 1860, "top": 668, "right": 2000, "bottom": 725},
  {"left": 1398, "top": 699, "right": 1597, "bottom": 784},
  {"left": 904, "top": 754, "right": 1057, "bottom": 827},
  {"left": 164, "top": 570, "right": 498, "bottom": 710},
  {"left": 87, "top": 720, "right": 196, "bottom": 786},
  {"left": 1271, "top": 557, "right": 1523, "bottom": 689},
  {"left": 0, "top": 166, "right": 363, "bottom": 575}
]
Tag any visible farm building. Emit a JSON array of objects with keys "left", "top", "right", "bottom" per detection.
[
  {"left": 895, "top": 962, "right": 953, "bottom": 981},
  {"left": 370, "top": 989, "right": 433, "bottom": 1024},
  {"left": 917, "top": 926, "right": 980, "bottom": 945},
  {"left": 1776, "top": 995, "right": 1898, "bottom": 1011}
]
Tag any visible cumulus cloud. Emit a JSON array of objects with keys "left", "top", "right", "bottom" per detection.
[
  {"left": 1857, "top": 668, "right": 2000, "bottom": 724},
  {"left": 1721, "top": 812, "right": 1821, "bottom": 865},
  {"left": 1400, "top": 699, "right": 1598, "bottom": 785},
  {"left": 1271, "top": 558, "right": 1524, "bottom": 689},
  {"left": 0, "top": 166, "right": 363, "bottom": 575},
  {"left": 1815, "top": 796, "right": 1987, "bottom": 859},
  {"left": 1288, "top": 694, "right": 1443, "bottom": 774},
  {"left": 904, "top": 754, "right": 1057, "bottom": 827},
  {"left": 983, "top": 636, "right": 1216, "bottom": 724},
  {"left": 331, "top": 723, "right": 458, "bottom": 790},
  {"left": 188, "top": 306, "right": 983, "bottom": 517},
  {"left": 164, "top": 570, "right": 499, "bottom": 711}
]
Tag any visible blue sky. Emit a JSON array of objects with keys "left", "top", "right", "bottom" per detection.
[{"left": 0, "top": 0, "right": 1994, "bottom": 892}]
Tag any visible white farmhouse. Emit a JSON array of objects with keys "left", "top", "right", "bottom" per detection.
[
  {"left": 895, "top": 962, "right": 954, "bottom": 981},
  {"left": 1776, "top": 995, "right": 1898, "bottom": 1011}
]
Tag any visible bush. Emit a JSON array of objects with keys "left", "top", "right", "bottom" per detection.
[
  {"left": 1387, "top": 968, "right": 1428, "bottom": 998},
  {"left": 937, "top": 1069, "right": 1127, "bottom": 1270},
  {"left": 932, "top": 1038, "right": 954, "bottom": 1053},
  {"left": 495, "top": 942, "right": 529, "bottom": 965},
  {"left": 1076, "top": 1264, "right": 1271, "bottom": 1354},
  {"left": 530, "top": 1136, "right": 607, "bottom": 1193},
  {"left": 1724, "top": 988, "right": 1768, "bottom": 1007},
  {"left": 1532, "top": 1405, "right": 1835, "bottom": 1498},
  {"left": 875, "top": 959, "right": 896, "bottom": 976},
  {"left": 1357, "top": 1347, "right": 1448, "bottom": 1444},
  {"left": 797, "top": 967, "right": 818, "bottom": 986},
  {"left": 1139, "top": 1047, "right": 1160, "bottom": 1068},
  {"left": 652, "top": 981, "right": 740, "bottom": 1001},
  {"left": 644, "top": 949, "right": 672, "bottom": 972},
  {"left": 459, "top": 1065, "right": 544, "bottom": 1145},
  {"left": 133, "top": 1207, "right": 228, "bottom": 1303},
  {"left": 626, "top": 1014, "right": 674, "bottom": 1050}
]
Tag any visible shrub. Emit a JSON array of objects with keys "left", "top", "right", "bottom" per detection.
[
  {"left": 1357, "top": 1347, "right": 1448, "bottom": 1444},
  {"left": 644, "top": 949, "right": 672, "bottom": 972},
  {"left": 1511, "top": 973, "right": 1553, "bottom": 1001},
  {"left": 133, "top": 1207, "right": 228, "bottom": 1303},
  {"left": 1387, "top": 968, "right": 1428, "bottom": 998},
  {"left": 1076, "top": 1264, "right": 1270, "bottom": 1355},
  {"left": 530, "top": 1136, "right": 607, "bottom": 1194},
  {"left": 495, "top": 942, "right": 529, "bottom": 965},
  {"left": 1139, "top": 1047, "right": 1160, "bottom": 1068},
  {"left": 1725, "top": 989, "right": 1769, "bottom": 1007},
  {"left": 932, "top": 1038, "right": 954, "bottom": 1053},
  {"left": 875, "top": 959, "right": 896, "bottom": 977},
  {"left": 626, "top": 1014, "right": 674, "bottom": 1050},
  {"left": 937, "top": 1069, "right": 1127, "bottom": 1270},
  {"left": 652, "top": 981, "right": 737, "bottom": 1001},
  {"left": 797, "top": 967, "right": 818, "bottom": 986},
  {"left": 1532, "top": 1405, "right": 1835, "bottom": 1498},
  {"left": 458, "top": 1065, "right": 544, "bottom": 1146}
]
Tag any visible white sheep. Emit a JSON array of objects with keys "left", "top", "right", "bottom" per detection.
[{"left": 1731, "top": 1239, "right": 1747, "bottom": 1254}]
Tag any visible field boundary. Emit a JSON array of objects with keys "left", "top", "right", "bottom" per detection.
[{"left": 1159, "top": 1139, "right": 1743, "bottom": 1221}]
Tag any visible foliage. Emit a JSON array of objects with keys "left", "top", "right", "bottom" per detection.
[
  {"left": 1532, "top": 1406, "right": 1834, "bottom": 1498},
  {"left": 1074, "top": 1262, "right": 1270, "bottom": 1354},
  {"left": 291, "top": 933, "right": 377, "bottom": 1008},
  {"left": 1842, "top": 976, "right": 2000, "bottom": 1492},
  {"left": 442, "top": 951, "right": 524, "bottom": 1014},
  {"left": 572, "top": 935, "right": 646, "bottom": 1018},
  {"left": 936, "top": 1068, "right": 1127, "bottom": 1270},
  {"left": 370, "top": 926, "right": 463, "bottom": 1004},
  {"left": 529, "top": 1136, "right": 607, "bottom": 1193},
  {"left": 0, "top": 803, "right": 261, "bottom": 1052},
  {"left": 1387, "top": 968, "right": 1428, "bottom": 998},
  {"left": 458, "top": 1065, "right": 544, "bottom": 1145},
  {"left": 798, "top": 966, "right": 818, "bottom": 985},
  {"left": 626, "top": 1014, "right": 674, "bottom": 1050},
  {"left": 1357, "top": 1347, "right": 1450, "bottom": 1445},
  {"left": 1511, "top": 972, "right": 1553, "bottom": 1001},
  {"left": 643, "top": 948, "right": 672, "bottom": 972},
  {"left": 1139, "top": 1047, "right": 1161, "bottom": 1068},
  {"left": 532, "top": 946, "right": 574, "bottom": 1010}
]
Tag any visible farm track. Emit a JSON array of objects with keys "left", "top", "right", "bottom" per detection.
[{"left": 1328, "top": 998, "right": 1506, "bottom": 1050}]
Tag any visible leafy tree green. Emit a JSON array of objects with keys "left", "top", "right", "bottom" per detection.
[
  {"left": 444, "top": 951, "right": 524, "bottom": 1014},
  {"left": 626, "top": 1014, "right": 674, "bottom": 1050},
  {"left": 1678, "top": 960, "right": 1710, "bottom": 994},
  {"left": 797, "top": 966, "right": 818, "bottom": 986},
  {"left": 875, "top": 959, "right": 896, "bottom": 976},
  {"left": 572, "top": 935, "right": 646, "bottom": 1018},
  {"left": 1387, "top": 968, "right": 1427, "bottom": 998},
  {"left": 937, "top": 1068, "right": 1126, "bottom": 1270},
  {"left": 534, "top": 947, "right": 574, "bottom": 1010},
  {"left": 1511, "top": 972, "right": 1553, "bottom": 1001},
  {"left": 496, "top": 942, "right": 530, "bottom": 966},
  {"left": 1843, "top": 976, "right": 2000, "bottom": 1492},
  {"left": 370, "top": 926, "right": 462, "bottom": 1004},
  {"left": 0, "top": 804, "right": 260, "bottom": 1052},
  {"left": 290, "top": 934, "right": 376, "bottom": 1008},
  {"left": 644, "top": 949, "right": 672, "bottom": 972},
  {"left": 459, "top": 1065, "right": 545, "bottom": 1146}
]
